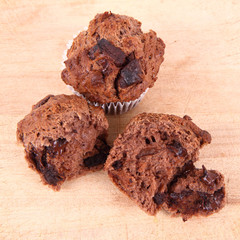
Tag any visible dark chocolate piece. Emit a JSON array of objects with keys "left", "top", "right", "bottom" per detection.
[
  {"left": 83, "top": 152, "right": 108, "bottom": 168},
  {"left": 47, "top": 138, "right": 68, "bottom": 158},
  {"left": 28, "top": 146, "right": 64, "bottom": 186},
  {"left": 29, "top": 146, "right": 41, "bottom": 172},
  {"left": 166, "top": 161, "right": 195, "bottom": 194},
  {"left": 112, "top": 160, "right": 123, "bottom": 170},
  {"left": 88, "top": 45, "right": 100, "bottom": 60},
  {"left": 84, "top": 142, "right": 110, "bottom": 168},
  {"left": 201, "top": 165, "right": 220, "bottom": 188},
  {"left": 153, "top": 193, "right": 166, "bottom": 205},
  {"left": 88, "top": 38, "right": 126, "bottom": 67},
  {"left": 118, "top": 59, "right": 143, "bottom": 88},
  {"left": 167, "top": 140, "right": 187, "bottom": 157},
  {"left": 43, "top": 165, "right": 63, "bottom": 186},
  {"left": 181, "top": 161, "right": 194, "bottom": 176},
  {"left": 167, "top": 188, "right": 225, "bottom": 216},
  {"left": 168, "top": 190, "right": 193, "bottom": 204},
  {"left": 97, "top": 38, "right": 126, "bottom": 67}
]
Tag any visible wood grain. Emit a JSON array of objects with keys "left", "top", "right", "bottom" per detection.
[{"left": 1, "top": 0, "right": 240, "bottom": 239}]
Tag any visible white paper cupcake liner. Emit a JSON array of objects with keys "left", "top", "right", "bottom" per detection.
[
  {"left": 62, "top": 29, "right": 148, "bottom": 114},
  {"left": 67, "top": 85, "right": 149, "bottom": 115}
]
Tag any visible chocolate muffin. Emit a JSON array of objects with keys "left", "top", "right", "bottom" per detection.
[
  {"left": 61, "top": 12, "right": 165, "bottom": 113},
  {"left": 17, "top": 94, "right": 110, "bottom": 190},
  {"left": 105, "top": 113, "right": 225, "bottom": 220}
]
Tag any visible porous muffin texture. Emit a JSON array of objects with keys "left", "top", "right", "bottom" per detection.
[
  {"left": 17, "top": 94, "right": 109, "bottom": 190},
  {"left": 105, "top": 113, "right": 225, "bottom": 220},
  {"left": 61, "top": 12, "right": 165, "bottom": 104}
]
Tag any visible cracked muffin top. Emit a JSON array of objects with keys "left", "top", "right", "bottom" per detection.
[{"left": 61, "top": 12, "right": 165, "bottom": 104}]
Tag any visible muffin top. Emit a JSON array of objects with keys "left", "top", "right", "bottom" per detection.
[{"left": 61, "top": 12, "right": 165, "bottom": 104}]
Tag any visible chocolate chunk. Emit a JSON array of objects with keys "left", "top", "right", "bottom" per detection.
[
  {"left": 43, "top": 164, "right": 63, "bottom": 186},
  {"left": 83, "top": 152, "right": 108, "bottom": 168},
  {"left": 28, "top": 140, "right": 67, "bottom": 178},
  {"left": 167, "top": 161, "right": 194, "bottom": 194},
  {"left": 97, "top": 38, "right": 126, "bottom": 67},
  {"left": 32, "top": 95, "right": 54, "bottom": 110},
  {"left": 91, "top": 71, "right": 104, "bottom": 86},
  {"left": 29, "top": 147, "right": 41, "bottom": 171},
  {"left": 153, "top": 193, "right": 166, "bottom": 205},
  {"left": 40, "top": 148, "right": 47, "bottom": 167},
  {"left": 95, "top": 140, "right": 111, "bottom": 155},
  {"left": 47, "top": 138, "right": 68, "bottom": 158},
  {"left": 118, "top": 59, "right": 143, "bottom": 88},
  {"left": 171, "top": 190, "right": 193, "bottom": 200},
  {"left": 167, "top": 140, "right": 187, "bottom": 157},
  {"left": 213, "top": 188, "right": 225, "bottom": 207},
  {"left": 88, "top": 44, "right": 100, "bottom": 60},
  {"left": 28, "top": 146, "right": 63, "bottom": 186},
  {"left": 136, "top": 148, "right": 160, "bottom": 159},
  {"left": 198, "top": 188, "right": 224, "bottom": 212},
  {"left": 201, "top": 165, "right": 220, "bottom": 188},
  {"left": 181, "top": 161, "right": 194, "bottom": 176},
  {"left": 112, "top": 160, "right": 123, "bottom": 170},
  {"left": 88, "top": 38, "right": 126, "bottom": 67}
]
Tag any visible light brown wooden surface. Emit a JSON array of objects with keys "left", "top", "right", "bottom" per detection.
[{"left": 1, "top": 0, "right": 240, "bottom": 239}]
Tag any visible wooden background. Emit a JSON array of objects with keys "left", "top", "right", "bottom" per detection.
[{"left": 1, "top": 0, "right": 240, "bottom": 239}]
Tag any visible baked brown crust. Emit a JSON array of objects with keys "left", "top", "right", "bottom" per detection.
[
  {"left": 17, "top": 94, "right": 109, "bottom": 190},
  {"left": 61, "top": 12, "right": 165, "bottom": 103}
]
